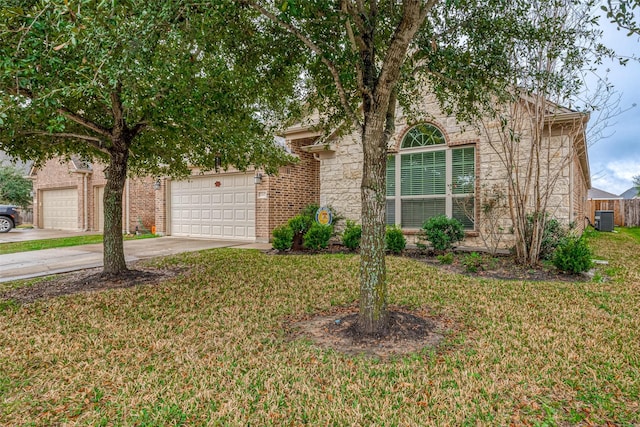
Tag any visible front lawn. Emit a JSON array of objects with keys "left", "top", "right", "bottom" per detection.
[
  {"left": 0, "top": 233, "right": 157, "bottom": 255},
  {"left": 0, "top": 230, "right": 638, "bottom": 425}
]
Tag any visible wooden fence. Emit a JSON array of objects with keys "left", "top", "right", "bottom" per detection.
[
  {"left": 624, "top": 199, "right": 640, "bottom": 227},
  {"left": 587, "top": 199, "right": 640, "bottom": 228}
]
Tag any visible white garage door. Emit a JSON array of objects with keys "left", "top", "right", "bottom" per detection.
[
  {"left": 170, "top": 173, "right": 255, "bottom": 240},
  {"left": 42, "top": 188, "right": 78, "bottom": 230}
]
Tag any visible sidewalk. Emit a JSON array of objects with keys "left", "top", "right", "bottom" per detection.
[{"left": 0, "top": 237, "right": 271, "bottom": 283}]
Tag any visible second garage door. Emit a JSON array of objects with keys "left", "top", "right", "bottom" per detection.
[
  {"left": 41, "top": 188, "right": 79, "bottom": 230},
  {"left": 170, "top": 173, "right": 255, "bottom": 240}
]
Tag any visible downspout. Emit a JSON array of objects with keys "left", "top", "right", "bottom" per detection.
[
  {"left": 83, "top": 173, "right": 88, "bottom": 231},
  {"left": 125, "top": 178, "right": 130, "bottom": 234}
]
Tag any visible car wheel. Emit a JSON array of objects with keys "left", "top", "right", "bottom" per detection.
[{"left": 0, "top": 216, "right": 13, "bottom": 233}]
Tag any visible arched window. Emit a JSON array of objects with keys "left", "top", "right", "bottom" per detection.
[{"left": 386, "top": 124, "right": 475, "bottom": 229}]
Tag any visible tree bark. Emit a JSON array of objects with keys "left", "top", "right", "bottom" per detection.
[
  {"left": 102, "top": 144, "right": 130, "bottom": 276},
  {"left": 358, "top": 111, "right": 391, "bottom": 335}
]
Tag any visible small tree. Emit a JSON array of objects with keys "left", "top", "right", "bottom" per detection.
[
  {"left": 0, "top": 165, "right": 32, "bottom": 208},
  {"left": 633, "top": 174, "right": 640, "bottom": 196},
  {"left": 479, "top": 0, "right": 615, "bottom": 266}
]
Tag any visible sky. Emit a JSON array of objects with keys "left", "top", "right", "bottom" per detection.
[{"left": 587, "top": 18, "right": 640, "bottom": 195}]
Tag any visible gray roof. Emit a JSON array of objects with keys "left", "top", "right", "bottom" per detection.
[
  {"left": 587, "top": 187, "right": 622, "bottom": 200},
  {"left": 0, "top": 150, "right": 33, "bottom": 176},
  {"left": 620, "top": 187, "right": 639, "bottom": 199}
]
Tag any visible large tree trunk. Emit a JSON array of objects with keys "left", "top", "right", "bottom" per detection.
[
  {"left": 102, "top": 146, "right": 129, "bottom": 276},
  {"left": 358, "top": 110, "right": 392, "bottom": 335}
]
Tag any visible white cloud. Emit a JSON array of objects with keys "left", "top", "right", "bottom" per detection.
[{"left": 591, "top": 159, "right": 640, "bottom": 194}]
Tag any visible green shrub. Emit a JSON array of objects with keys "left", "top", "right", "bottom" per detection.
[
  {"left": 462, "top": 252, "right": 483, "bottom": 273},
  {"left": 553, "top": 237, "right": 593, "bottom": 274},
  {"left": 525, "top": 214, "right": 569, "bottom": 260},
  {"left": 437, "top": 252, "right": 454, "bottom": 265},
  {"left": 422, "top": 215, "right": 465, "bottom": 252},
  {"left": 342, "top": 220, "right": 362, "bottom": 250},
  {"left": 272, "top": 225, "right": 294, "bottom": 251},
  {"left": 287, "top": 214, "right": 313, "bottom": 235},
  {"left": 303, "top": 223, "right": 333, "bottom": 250},
  {"left": 385, "top": 225, "right": 406, "bottom": 254}
]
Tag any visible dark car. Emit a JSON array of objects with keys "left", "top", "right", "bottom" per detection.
[{"left": 0, "top": 205, "right": 21, "bottom": 233}]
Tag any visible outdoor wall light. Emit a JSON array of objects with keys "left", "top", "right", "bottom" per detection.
[
  {"left": 253, "top": 172, "right": 263, "bottom": 185},
  {"left": 153, "top": 179, "right": 161, "bottom": 190}
]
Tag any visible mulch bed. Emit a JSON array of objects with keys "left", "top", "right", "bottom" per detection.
[
  {"left": 286, "top": 304, "right": 453, "bottom": 360},
  {"left": 1, "top": 262, "right": 186, "bottom": 304}
]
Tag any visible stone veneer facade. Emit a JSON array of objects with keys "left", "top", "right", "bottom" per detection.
[{"left": 291, "top": 94, "right": 590, "bottom": 249}]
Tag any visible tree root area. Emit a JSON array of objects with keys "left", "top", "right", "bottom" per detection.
[
  {"left": 287, "top": 306, "right": 450, "bottom": 359},
  {"left": 1, "top": 264, "right": 185, "bottom": 304}
]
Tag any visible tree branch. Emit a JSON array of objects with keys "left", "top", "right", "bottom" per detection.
[
  {"left": 376, "top": 0, "right": 435, "bottom": 98},
  {"left": 245, "top": 0, "right": 362, "bottom": 130},
  {"left": 21, "top": 131, "right": 109, "bottom": 153},
  {"left": 57, "top": 107, "right": 112, "bottom": 138},
  {"left": 342, "top": 0, "right": 368, "bottom": 98},
  {"left": 110, "top": 81, "right": 125, "bottom": 137}
]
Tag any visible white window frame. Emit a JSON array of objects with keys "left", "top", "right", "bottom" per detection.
[{"left": 386, "top": 128, "right": 475, "bottom": 230}]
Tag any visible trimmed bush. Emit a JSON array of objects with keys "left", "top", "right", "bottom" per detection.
[
  {"left": 422, "top": 215, "right": 465, "bottom": 252},
  {"left": 272, "top": 225, "right": 294, "bottom": 251},
  {"left": 386, "top": 225, "right": 406, "bottom": 254},
  {"left": 342, "top": 220, "right": 362, "bottom": 250},
  {"left": 287, "top": 214, "right": 313, "bottom": 235},
  {"left": 303, "top": 223, "right": 333, "bottom": 250},
  {"left": 553, "top": 237, "right": 593, "bottom": 274}
]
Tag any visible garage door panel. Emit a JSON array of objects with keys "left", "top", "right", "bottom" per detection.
[
  {"left": 170, "top": 173, "right": 255, "bottom": 240},
  {"left": 42, "top": 188, "right": 78, "bottom": 230}
]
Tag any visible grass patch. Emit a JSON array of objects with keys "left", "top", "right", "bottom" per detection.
[
  {"left": 0, "top": 233, "right": 157, "bottom": 255},
  {"left": 0, "top": 232, "right": 638, "bottom": 425}
]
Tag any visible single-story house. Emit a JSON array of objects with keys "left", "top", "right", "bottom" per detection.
[
  {"left": 620, "top": 187, "right": 639, "bottom": 200},
  {"left": 289, "top": 94, "right": 590, "bottom": 248},
  {"left": 30, "top": 93, "right": 589, "bottom": 248}
]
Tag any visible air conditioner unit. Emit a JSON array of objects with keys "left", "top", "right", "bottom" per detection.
[{"left": 594, "top": 210, "right": 614, "bottom": 232}]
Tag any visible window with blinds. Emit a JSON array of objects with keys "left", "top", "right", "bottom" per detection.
[{"left": 386, "top": 124, "right": 475, "bottom": 229}]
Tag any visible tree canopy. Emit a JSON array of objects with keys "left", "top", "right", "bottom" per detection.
[
  {"left": 0, "top": 1, "right": 303, "bottom": 274},
  {"left": 0, "top": 164, "right": 32, "bottom": 208},
  {"left": 603, "top": 0, "right": 640, "bottom": 35}
]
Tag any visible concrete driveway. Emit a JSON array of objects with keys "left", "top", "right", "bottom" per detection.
[{"left": 0, "top": 229, "right": 270, "bottom": 283}]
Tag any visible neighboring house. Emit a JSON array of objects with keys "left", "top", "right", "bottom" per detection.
[
  {"left": 620, "top": 187, "right": 639, "bottom": 200},
  {"left": 29, "top": 139, "right": 319, "bottom": 241},
  {"left": 30, "top": 157, "right": 156, "bottom": 233},
  {"left": 587, "top": 187, "right": 624, "bottom": 227},
  {"left": 0, "top": 150, "right": 33, "bottom": 176},
  {"left": 288, "top": 94, "right": 590, "bottom": 248}
]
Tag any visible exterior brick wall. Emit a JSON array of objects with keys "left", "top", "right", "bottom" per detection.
[
  {"left": 31, "top": 158, "right": 156, "bottom": 233},
  {"left": 32, "top": 158, "right": 85, "bottom": 230},
  {"left": 255, "top": 137, "right": 320, "bottom": 241}
]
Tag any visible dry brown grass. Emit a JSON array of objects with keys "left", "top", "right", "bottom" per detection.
[{"left": 0, "top": 229, "right": 639, "bottom": 425}]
